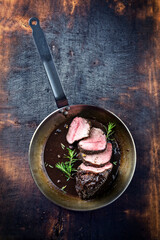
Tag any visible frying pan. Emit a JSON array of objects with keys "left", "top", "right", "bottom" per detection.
[{"left": 28, "top": 17, "right": 136, "bottom": 211}]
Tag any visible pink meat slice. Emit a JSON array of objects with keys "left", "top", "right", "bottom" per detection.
[
  {"left": 81, "top": 142, "right": 112, "bottom": 166},
  {"left": 79, "top": 162, "right": 113, "bottom": 173},
  {"left": 78, "top": 127, "right": 106, "bottom": 152},
  {"left": 66, "top": 117, "right": 90, "bottom": 144}
]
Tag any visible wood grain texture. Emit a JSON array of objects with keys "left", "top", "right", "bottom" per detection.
[{"left": 0, "top": 0, "right": 160, "bottom": 239}]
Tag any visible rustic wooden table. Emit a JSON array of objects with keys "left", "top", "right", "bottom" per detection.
[{"left": 0, "top": 0, "right": 160, "bottom": 239}]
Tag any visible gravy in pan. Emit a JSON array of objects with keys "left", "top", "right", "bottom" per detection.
[{"left": 44, "top": 118, "right": 121, "bottom": 198}]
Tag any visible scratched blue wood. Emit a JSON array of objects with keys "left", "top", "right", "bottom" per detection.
[{"left": 0, "top": 0, "right": 159, "bottom": 239}]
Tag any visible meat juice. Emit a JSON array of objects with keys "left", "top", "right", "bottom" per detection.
[{"left": 44, "top": 118, "right": 121, "bottom": 198}]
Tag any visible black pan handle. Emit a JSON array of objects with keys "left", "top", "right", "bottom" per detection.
[{"left": 29, "top": 17, "right": 68, "bottom": 108}]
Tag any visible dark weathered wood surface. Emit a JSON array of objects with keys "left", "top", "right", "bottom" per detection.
[{"left": 0, "top": 0, "right": 160, "bottom": 239}]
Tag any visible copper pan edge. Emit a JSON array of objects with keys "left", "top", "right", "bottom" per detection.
[{"left": 28, "top": 104, "right": 136, "bottom": 211}]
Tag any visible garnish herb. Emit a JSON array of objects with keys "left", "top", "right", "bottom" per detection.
[
  {"left": 113, "top": 161, "right": 117, "bottom": 165},
  {"left": 48, "top": 164, "right": 53, "bottom": 168},
  {"left": 104, "top": 122, "right": 116, "bottom": 140},
  {"left": 61, "top": 185, "right": 67, "bottom": 192},
  {"left": 44, "top": 162, "right": 48, "bottom": 167},
  {"left": 61, "top": 143, "right": 65, "bottom": 150},
  {"left": 55, "top": 147, "right": 78, "bottom": 180}
]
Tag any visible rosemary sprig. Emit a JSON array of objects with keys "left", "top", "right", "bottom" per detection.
[
  {"left": 104, "top": 122, "right": 116, "bottom": 140},
  {"left": 48, "top": 164, "right": 53, "bottom": 168},
  {"left": 61, "top": 143, "right": 65, "bottom": 150},
  {"left": 55, "top": 162, "right": 71, "bottom": 179},
  {"left": 113, "top": 161, "right": 117, "bottom": 165},
  {"left": 55, "top": 147, "right": 78, "bottom": 180},
  {"left": 61, "top": 185, "right": 67, "bottom": 192}
]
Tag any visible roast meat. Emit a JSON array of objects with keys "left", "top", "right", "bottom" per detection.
[
  {"left": 66, "top": 117, "right": 91, "bottom": 144},
  {"left": 75, "top": 162, "right": 113, "bottom": 199},
  {"left": 78, "top": 127, "right": 106, "bottom": 154},
  {"left": 80, "top": 142, "right": 112, "bottom": 167}
]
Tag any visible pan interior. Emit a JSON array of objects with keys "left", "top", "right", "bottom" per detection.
[{"left": 29, "top": 104, "right": 136, "bottom": 211}]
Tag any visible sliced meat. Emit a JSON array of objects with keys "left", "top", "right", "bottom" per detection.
[
  {"left": 79, "top": 162, "right": 113, "bottom": 173},
  {"left": 66, "top": 117, "right": 91, "bottom": 144},
  {"left": 80, "top": 142, "right": 112, "bottom": 167},
  {"left": 78, "top": 127, "right": 106, "bottom": 154},
  {"left": 75, "top": 162, "right": 113, "bottom": 199}
]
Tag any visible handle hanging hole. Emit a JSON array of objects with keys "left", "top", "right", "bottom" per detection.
[
  {"left": 29, "top": 17, "right": 40, "bottom": 28},
  {"left": 31, "top": 20, "right": 37, "bottom": 26}
]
